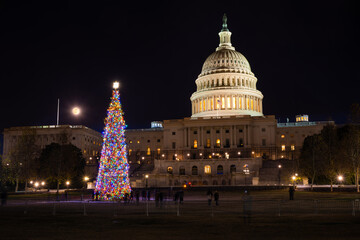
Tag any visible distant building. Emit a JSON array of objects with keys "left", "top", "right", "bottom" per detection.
[
  {"left": 2, "top": 125, "right": 102, "bottom": 177},
  {"left": 125, "top": 16, "right": 333, "bottom": 187}
]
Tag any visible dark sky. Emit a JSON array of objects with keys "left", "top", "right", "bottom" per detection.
[{"left": 1, "top": 1, "right": 359, "bottom": 134}]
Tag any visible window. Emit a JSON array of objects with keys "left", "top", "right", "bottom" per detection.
[
  {"left": 172, "top": 142, "right": 176, "bottom": 149},
  {"left": 291, "top": 145, "right": 295, "bottom": 151},
  {"left": 193, "top": 140, "right": 198, "bottom": 149},
  {"left": 204, "top": 165, "right": 211, "bottom": 174},
  {"left": 137, "top": 140, "right": 140, "bottom": 144},
  {"left": 227, "top": 97, "right": 231, "bottom": 108},
  {"left": 129, "top": 140, "right": 132, "bottom": 143},
  {"left": 239, "top": 129, "right": 243, "bottom": 133},
  {"left": 262, "top": 139, "right": 266, "bottom": 146},
  {"left": 281, "top": 134, "right": 285, "bottom": 138},
  {"left": 194, "top": 131, "right": 198, "bottom": 134},
  {"left": 221, "top": 97, "right": 225, "bottom": 109},
  {"left": 281, "top": 145, "right": 286, "bottom": 151},
  {"left": 172, "top": 132, "right": 176, "bottom": 135},
  {"left": 129, "top": 149, "right": 132, "bottom": 156},
  {"left": 157, "top": 139, "right": 161, "bottom": 142},
  {"left": 217, "top": 165, "right": 223, "bottom": 175},
  {"left": 206, "top": 138, "right": 211, "bottom": 148},
  {"left": 179, "top": 166, "right": 185, "bottom": 175},
  {"left": 225, "top": 129, "right": 229, "bottom": 133},
  {"left": 216, "top": 130, "right": 220, "bottom": 134},
  {"left": 147, "top": 140, "right": 150, "bottom": 143},
  {"left": 192, "top": 166, "right": 198, "bottom": 175},
  {"left": 225, "top": 138, "right": 230, "bottom": 147},
  {"left": 230, "top": 165, "right": 236, "bottom": 173},
  {"left": 216, "top": 139, "right": 221, "bottom": 148},
  {"left": 157, "top": 148, "right": 161, "bottom": 154},
  {"left": 147, "top": 147, "right": 151, "bottom": 155},
  {"left": 206, "top": 130, "right": 210, "bottom": 134},
  {"left": 167, "top": 167, "right": 173, "bottom": 174},
  {"left": 239, "top": 138, "right": 244, "bottom": 147},
  {"left": 262, "top": 128, "right": 266, "bottom": 132}
]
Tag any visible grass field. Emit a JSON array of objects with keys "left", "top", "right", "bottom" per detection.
[{"left": 1, "top": 189, "right": 360, "bottom": 240}]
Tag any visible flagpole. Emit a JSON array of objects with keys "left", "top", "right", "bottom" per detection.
[{"left": 57, "top": 98, "right": 60, "bottom": 126}]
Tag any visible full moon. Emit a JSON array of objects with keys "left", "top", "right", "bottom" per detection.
[{"left": 72, "top": 107, "right": 81, "bottom": 115}]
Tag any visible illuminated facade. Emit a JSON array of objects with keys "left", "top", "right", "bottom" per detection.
[{"left": 125, "top": 16, "right": 333, "bottom": 187}]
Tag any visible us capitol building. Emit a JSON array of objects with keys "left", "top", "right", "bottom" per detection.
[{"left": 126, "top": 15, "right": 333, "bottom": 187}]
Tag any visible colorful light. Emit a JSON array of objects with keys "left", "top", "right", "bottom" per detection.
[{"left": 94, "top": 85, "right": 131, "bottom": 200}]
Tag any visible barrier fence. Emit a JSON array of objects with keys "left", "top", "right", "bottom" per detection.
[{"left": 1, "top": 198, "right": 359, "bottom": 217}]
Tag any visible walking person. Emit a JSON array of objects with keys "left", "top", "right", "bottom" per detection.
[
  {"left": 206, "top": 189, "right": 213, "bottom": 206},
  {"left": 289, "top": 186, "right": 295, "bottom": 200},
  {"left": 214, "top": 190, "right": 219, "bottom": 206},
  {"left": 242, "top": 190, "right": 252, "bottom": 224}
]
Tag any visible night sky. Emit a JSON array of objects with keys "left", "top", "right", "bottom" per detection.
[{"left": 1, "top": 1, "right": 359, "bottom": 136}]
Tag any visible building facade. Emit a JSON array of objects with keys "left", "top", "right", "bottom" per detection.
[
  {"left": 2, "top": 125, "right": 102, "bottom": 177},
  {"left": 125, "top": 16, "right": 333, "bottom": 187}
]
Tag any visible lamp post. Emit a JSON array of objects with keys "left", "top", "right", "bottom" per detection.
[
  {"left": 66, "top": 181, "right": 70, "bottom": 190},
  {"left": 338, "top": 175, "right": 343, "bottom": 187},
  {"left": 145, "top": 174, "right": 149, "bottom": 216},
  {"left": 82, "top": 176, "right": 89, "bottom": 201},
  {"left": 278, "top": 165, "right": 282, "bottom": 185}
]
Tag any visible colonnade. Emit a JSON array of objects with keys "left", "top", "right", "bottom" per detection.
[
  {"left": 192, "top": 94, "right": 262, "bottom": 114},
  {"left": 196, "top": 76, "right": 256, "bottom": 91}
]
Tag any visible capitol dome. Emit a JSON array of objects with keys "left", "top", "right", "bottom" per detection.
[
  {"left": 190, "top": 15, "right": 264, "bottom": 118},
  {"left": 200, "top": 49, "right": 253, "bottom": 77}
]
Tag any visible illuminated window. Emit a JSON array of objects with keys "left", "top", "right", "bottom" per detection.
[
  {"left": 227, "top": 97, "right": 231, "bottom": 108},
  {"left": 216, "top": 98, "right": 220, "bottom": 109},
  {"left": 291, "top": 145, "right": 295, "bottom": 151},
  {"left": 221, "top": 97, "right": 225, "bottom": 109},
  {"left": 232, "top": 96, "right": 236, "bottom": 109},
  {"left": 216, "top": 139, "right": 221, "bottom": 147},
  {"left": 157, "top": 148, "right": 161, "bottom": 154},
  {"left": 281, "top": 134, "right": 285, "bottom": 138},
  {"left": 204, "top": 165, "right": 211, "bottom": 174},
  {"left": 193, "top": 140, "right": 198, "bottom": 149},
  {"left": 281, "top": 145, "right": 286, "bottom": 151},
  {"left": 206, "top": 138, "right": 211, "bottom": 148},
  {"left": 200, "top": 100, "right": 203, "bottom": 111},
  {"left": 129, "top": 140, "right": 132, "bottom": 144},
  {"left": 137, "top": 140, "right": 140, "bottom": 144},
  {"left": 251, "top": 99, "right": 254, "bottom": 110},
  {"left": 167, "top": 167, "right": 173, "bottom": 174},
  {"left": 211, "top": 98, "right": 214, "bottom": 110},
  {"left": 129, "top": 149, "right": 132, "bottom": 156},
  {"left": 238, "top": 97, "right": 242, "bottom": 109},
  {"left": 147, "top": 147, "right": 151, "bottom": 155},
  {"left": 203, "top": 100, "right": 206, "bottom": 112},
  {"left": 247, "top": 98, "right": 249, "bottom": 110}
]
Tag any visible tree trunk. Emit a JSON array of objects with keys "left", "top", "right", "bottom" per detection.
[
  {"left": 330, "top": 180, "right": 333, "bottom": 192},
  {"left": 357, "top": 167, "right": 359, "bottom": 193},
  {"left": 25, "top": 180, "right": 28, "bottom": 194},
  {"left": 15, "top": 177, "right": 19, "bottom": 192},
  {"left": 311, "top": 172, "right": 315, "bottom": 191}
]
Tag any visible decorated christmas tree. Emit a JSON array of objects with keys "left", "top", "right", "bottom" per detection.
[{"left": 95, "top": 81, "right": 131, "bottom": 200}]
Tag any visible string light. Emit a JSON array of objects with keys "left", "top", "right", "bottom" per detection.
[{"left": 94, "top": 85, "right": 131, "bottom": 200}]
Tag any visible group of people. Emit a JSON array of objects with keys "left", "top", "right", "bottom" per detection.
[{"left": 206, "top": 189, "right": 220, "bottom": 206}]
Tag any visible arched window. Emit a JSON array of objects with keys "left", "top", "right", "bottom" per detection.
[
  {"left": 193, "top": 140, "right": 198, "bottom": 149},
  {"left": 129, "top": 149, "right": 132, "bottom": 156},
  {"left": 216, "top": 139, "right": 221, "bottom": 148},
  {"left": 204, "top": 165, "right": 211, "bottom": 174},
  {"left": 147, "top": 147, "right": 151, "bottom": 155},
  {"left": 217, "top": 165, "right": 223, "bottom": 175},
  {"left": 167, "top": 167, "right": 173, "bottom": 174},
  {"left": 230, "top": 165, "right": 236, "bottom": 174},
  {"left": 192, "top": 166, "right": 198, "bottom": 175},
  {"left": 157, "top": 148, "right": 161, "bottom": 155},
  {"left": 179, "top": 166, "right": 185, "bottom": 175}
]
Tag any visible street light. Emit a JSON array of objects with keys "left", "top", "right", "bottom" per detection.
[
  {"left": 338, "top": 175, "right": 343, "bottom": 187},
  {"left": 82, "top": 176, "right": 89, "bottom": 201},
  {"left": 278, "top": 165, "right": 282, "bottom": 185},
  {"left": 66, "top": 181, "right": 70, "bottom": 190}
]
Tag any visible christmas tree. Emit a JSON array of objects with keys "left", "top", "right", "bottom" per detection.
[{"left": 95, "top": 81, "right": 131, "bottom": 200}]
